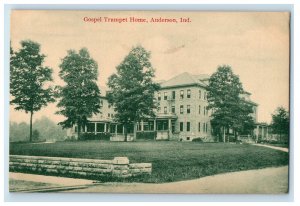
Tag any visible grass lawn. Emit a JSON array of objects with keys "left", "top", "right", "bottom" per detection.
[{"left": 10, "top": 141, "right": 289, "bottom": 183}]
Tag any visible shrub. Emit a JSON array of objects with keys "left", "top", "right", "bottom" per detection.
[
  {"left": 78, "top": 133, "right": 111, "bottom": 141},
  {"left": 192, "top": 138, "right": 203, "bottom": 142},
  {"left": 136, "top": 131, "right": 157, "bottom": 140},
  {"left": 235, "top": 140, "right": 242, "bottom": 144}
]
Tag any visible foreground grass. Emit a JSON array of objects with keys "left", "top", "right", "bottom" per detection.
[{"left": 10, "top": 141, "right": 289, "bottom": 183}]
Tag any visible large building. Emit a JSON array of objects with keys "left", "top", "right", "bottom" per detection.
[{"left": 67, "top": 72, "right": 258, "bottom": 142}]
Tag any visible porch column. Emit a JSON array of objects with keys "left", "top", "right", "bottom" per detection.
[
  {"left": 107, "top": 123, "right": 110, "bottom": 133},
  {"left": 141, "top": 120, "right": 144, "bottom": 131},
  {"left": 154, "top": 119, "right": 157, "bottom": 131},
  {"left": 168, "top": 118, "right": 172, "bottom": 140},
  {"left": 122, "top": 125, "right": 125, "bottom": 135},
  {"left": 104, "top": 123, "right": 107, "bottom": 133},
  {"left": 94, "top": 122, "right": 97, "bottom": 135},
  {"left": 115, "top": 124, "right": 118, "bottom": 136},
  {"left": 266, "top": 127, "right": 269, "bottom": 140}
]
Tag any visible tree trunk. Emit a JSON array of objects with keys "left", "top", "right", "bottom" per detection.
[
  {"left": 124, "top": 123, "right": 128, "bottom": 142},
  {"left": 133, "top": 122, "right": 137, "bottom": 141},
  {"left": 223, "top": 126, "right": 226, "bottom": 143},
  {"left": 29, "top": 111, "right": 33, "bottom": 142},
  {"left": 77, "top": 122, "right": 81, "bottom": 140}
]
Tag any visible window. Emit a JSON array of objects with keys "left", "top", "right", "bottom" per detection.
[
  {"left": 164, "top": 106, "right": 167, "bottom": 114},
  {"left": 87, "top": 123, "right": 95, "bottom": 133},
  {"left": 180, "top": 105, "right": 184, "bottom": 114},
  {"left": 171, "top": 106, "right": 175, "bottom": 113},
  {"left": 187, "top": 105, "right": 190, "bottom": 114},
  {"left": 157, "top": 106, "right": 161, "bottom": 112},
  {"left": 180, "top": 122, "right": 184, "bottom": 131},
  {"left": 143, "top": 122, "right": 148, "bottom": 131},
  {"left": 187, "top": 122, "right": 190, "bottom": 132},
  {"left": 203, "top": 123, "right": 205, "bottom": 133},
  {"left": 203, "top": 106, "right": 206, "bottom": 115},
  {"left": 187, "top": 137, "right": 190, "bottom": 140},
  {"left": 198, "top": 105, "right": 201, "bottom": 114},
  {"left": 198, "top": 122, "right": 201, "bottom": 132},
  {"left": 158, "top": 92, "right": 161, "bottom": 101},
  {"left": 164, "top": 92, "right": 168, "bottom": 100},
  {"left": 204, "top": 92, "right": 207, "bottom": 100},
  {"left": 110, "top": 124, "right": 116, "bottom": 133},
  {"left": 157, "top": 120, "right": 168, "bottom": 131},
  {"left": 172, "top": 91, "right": 176, "bottom": 99},
  {"left": 149, "top": 121, "right": 154, "bottom": 131},
  {"left": 199, "top": 90, "right": 202, "bottom": 99},
  {"left": 117, "top": 124, "right": 123, "bottom": 133},
  {"left": 206, "top": 123, "right": 208, "bottom": 133},
  {"left": 108, "top": 113, "right": 110, "bottom": 117},
  {"left": 180, "top": 90, "right": 184, "bottom": 99},
  {"left": 97, "top": 123, "right": 105, "bottom": 133},
  {"left": 187, "top": 89, "right": 191, "bottom": 98}
]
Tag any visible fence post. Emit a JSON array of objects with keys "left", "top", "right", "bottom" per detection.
[{"left": 112, "top": 157, "right": 130, "bottom": 178}]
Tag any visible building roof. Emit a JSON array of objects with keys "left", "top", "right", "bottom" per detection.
[
  {"left": 160, "top": 72, "right": 209, "bottom": 89},
  {"left": 99, "top": 86, "right": 108, "bottom": 98}
]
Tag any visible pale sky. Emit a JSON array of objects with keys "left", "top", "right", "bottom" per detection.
[{"left": 10, "top": 11, "right": 290, "bottom": 124}]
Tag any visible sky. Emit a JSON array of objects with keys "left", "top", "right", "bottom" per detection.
[{"left": 10, "top": 11, "right": 290, "bottom": 124}]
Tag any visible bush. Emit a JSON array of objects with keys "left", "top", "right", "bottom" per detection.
[
  {"left": 192, "top": 138, "right": 203, "bottom": 142},
  {"left": 136, "top": 131, "right": 157, "bottom": 140},
  {"left": 78, "top": 133, "right": 111, "bottom": 141},
  {"left": 235, "top": 140, "right": 242, "bottom": 144}
]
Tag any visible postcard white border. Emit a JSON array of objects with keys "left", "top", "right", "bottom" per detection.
[{"left": 1, "top": 2, "right": 297, "bottom": 204}]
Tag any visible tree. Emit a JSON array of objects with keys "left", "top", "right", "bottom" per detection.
[
  {"left": 207, "top": 65, "right": 255, "bottom": 142},
  {"left": 107, "top": 45, "right": 160, "bottom": 141},
  {"left": 32, "top": 129, "right": 40, "bottom": 141},
  {"left": 57, "top": 48, "right": 101, "bottom": 138},
  {"left": 271, "top": 107, "right": 289, "bottom": 142},
  {"left": 33, "top": 116, "right": 67, "bottom": 141},
  {"left": 10, "top": 40, "right": 55, "bottom": 142}
]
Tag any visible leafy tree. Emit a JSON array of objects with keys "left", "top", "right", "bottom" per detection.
[
  {"left": 271, "top": 107, "right": 289, "bottom": 142},
  {"left": 10, "top": 117, "right": 67, "bottom": 142},
  {"left": 107, "top": 46, "right": 160, "bottom": 141},
  {"left": 207, "top": 65, "right": 255, "bottom": 142},
  {"left": 32, "top": 129, "right": 40, "bottom": 141},
  {"left": 10, "top": 40, "right": 55, "bottom": 142},
  {"left": 33, "top": 116, "right": 66, "bottom": 141},
  {"left": 57, "top": 48, "right": 101, "bottom": 138},
  {"left": 9, "top": 122, "right": 29, "bottom": 142}
]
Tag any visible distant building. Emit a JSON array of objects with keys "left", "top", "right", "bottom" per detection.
[{"left": 67, "top": 72, "right": 258, "bottom": 142}]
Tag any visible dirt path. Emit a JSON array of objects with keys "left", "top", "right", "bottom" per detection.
[
  {"left": 252, "top": 144, "right": 289, "bottom": 152},
  {"left": 9, "top": 172, "right": 94, "bottom": 187},
  {"left": 65, "top": 166, "right": 288, "bottom": 194}
]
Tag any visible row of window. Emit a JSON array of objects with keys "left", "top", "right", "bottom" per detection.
[
  {"left": 158, "top": 105, "right": 209, "bottom": 115},
  {"left": 79, "top": 121, "right": 209, "bottom": 134},
  {"left": 157, "top": 89, "right": 207, "bottom": 100},
  {"left": 179, "top": 122, "right": 209, "bottom": 133},
  {"left": 82, "top": 123, "right": 134, "bottom": 133},
  {"left": 107, "top": 113, "right": 114, "bottom": 118}
]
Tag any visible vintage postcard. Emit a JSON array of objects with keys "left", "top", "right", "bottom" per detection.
[{"left": 9, "top": 10, "right": 290, "bottom": 194}]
